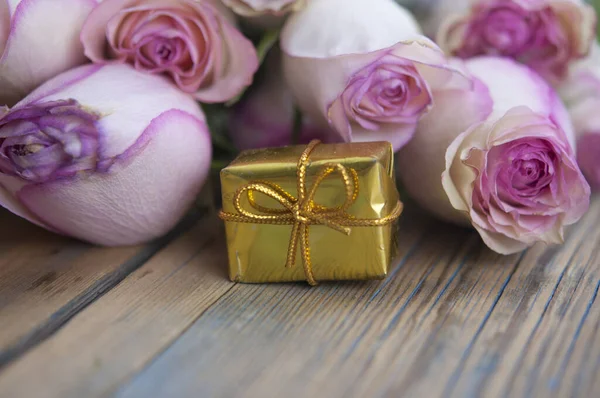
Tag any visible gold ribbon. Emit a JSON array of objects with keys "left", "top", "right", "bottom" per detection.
[{"left": 219, "top": 140, "right": 403, "bottom": 286}]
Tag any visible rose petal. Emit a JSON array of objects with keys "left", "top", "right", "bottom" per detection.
[
  {"left": 284, "top": 41, "right": 470, "bottom": 148},
  {"left": 473, "top": 223, "right": 530, "bottom": 255},
  {"left": 437, "top": 0, "right": 596, "bottom": 82},
  {"left": 17, "top": 109, "right": 211, "bottom": 246},
  {"left": 402, "top": 56, "right": 590, "bottom": 253},
  {"left": 0, "top": 0, "right": 96, "bottom": 105},
  {"left": 280, "top": 0, "right": 422, "bottom": 58},
  {"left": 192, "top": 14, "right": 259, "bottom": 102},
  {"left": 81, "top": 0, "right": 163, "bottom": 63},
  {"left": 0, "top": 175, "right": 50, "bottom": 229},
  {"left": 82, "top": 0, "right": 258, "bottom": 103},
  {"left": 400, "top": 75, "right": 493, "bottom": 224},
  {"left": 19, "top": 64, "right": 205, "bottom": 161}
]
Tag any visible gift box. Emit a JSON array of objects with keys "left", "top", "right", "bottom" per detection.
[{"left": 219, "top": 140, "right": 403, "bottom": 285}]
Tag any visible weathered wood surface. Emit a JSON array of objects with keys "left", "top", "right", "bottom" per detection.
[
  {"left": 0, "top": 210, "right": 164, "bottom": 367},
  {"left": 0, "top": 199, "right": 598, "bottom": 398}
]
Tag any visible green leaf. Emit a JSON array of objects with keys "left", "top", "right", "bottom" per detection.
[
  {"left": 204, "top": 104, "right": 237, "bottom": 153},
  {"left": 594, "top": 1, "right": 600, "bottom": 39},
  {"left": 256, "top": 29, "right": 281, "bottom": 65},
  {"left": 211, "top": 158, "right": 232, "bottom": 172},
  {"left": 291, "top": 106, "right": 303, "bottom": 145}
]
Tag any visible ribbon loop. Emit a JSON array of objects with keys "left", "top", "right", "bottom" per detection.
[{"left": 220, "top": 140, "right": 403, "bottom": 286}]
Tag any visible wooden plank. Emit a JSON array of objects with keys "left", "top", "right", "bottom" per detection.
[
  {"left": 0, "top": 206, "right": 200, "bottom": 368},
  {"left": 2, "top": 198, "right": 598, "bottom": 398},
  {"left": 0, "top": 202, "right": 429, "bottom": 398},
  {"left": 112, "top": 201, "right": 600, "bottom": 398},
  {"left": 0, "top": 214, "right": 234, "bottom": 398},
  {"left": 446, "top": 201, "right": 600, "bottom": 398},
  {"left": 108, "top": 210, "right": 518, "bottom": 397}
]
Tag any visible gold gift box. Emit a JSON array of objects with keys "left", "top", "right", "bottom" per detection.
[{"left": 219, "top": 141, "right": 402, "bottom": 284}]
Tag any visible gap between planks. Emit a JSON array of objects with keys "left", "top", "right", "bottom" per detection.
[
  {"left": 0, "top": 204, "right": 430, "bottom": 398},
  {"left": 112, "top": 202, "right": 600, "bottom": 398},
  {"left": 2, "top": 201, "right": 599, "bottom": 398},
  {"left": 0, "top": 206, "right": 204, "bottom": 370},
  {"left": 0, "top": 211, "right": 238, "bottom": 398}
]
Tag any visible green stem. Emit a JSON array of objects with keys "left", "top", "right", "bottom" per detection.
[{"left": 291, "top": 107, "right": 303, "bottom": 145}]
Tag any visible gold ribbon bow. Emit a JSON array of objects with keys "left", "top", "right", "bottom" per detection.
[{"left": 219, "top": 140, "right": 403, "bottom": 286}]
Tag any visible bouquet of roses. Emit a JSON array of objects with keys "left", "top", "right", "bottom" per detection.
[{"left": 0, "top": 0, "right": 598, "bottom": 257}]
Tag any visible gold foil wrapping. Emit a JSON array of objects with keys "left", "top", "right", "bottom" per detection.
[{"left": 220, "top": 141, "right": 402, "bottom": 284}]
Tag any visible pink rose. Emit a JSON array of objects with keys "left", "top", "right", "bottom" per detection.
[
  {"left": 0, "top": 0, "right": 97, "bottom": 106},
  {"left": 280, "top": 0, "right": 470, "bottom": 151},
  {"left": 0, "top": 64, "right": 212, "bottom": 246},
  {"left": 436, "top": 0, "right": 596, "bottom": 82},
  {"left": 559, "top": 44, "right": 600, "bottom": 188},
  {"left": 229, "top": 51, "right": 333, "bottom": 150},
  {"left": 222, "top": 0, "right": 305, "bottom": 17},
  {"left": 398, "top": 57, "right": 590, "bottom": 254},
  {"left": 80, "top": 0, "right": 259, "bottom": 103}
]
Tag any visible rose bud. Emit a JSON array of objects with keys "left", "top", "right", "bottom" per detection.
[
  {"left": 280, "top": 0, "right": 470, "bottom": 151},
  {"left": 560, "top": 44, "right": 600, "bottom": 189},
  {"left": 0, "top": 0, "right": 96, "bottom": 106},
  {"left": 0, "top": 64, "right": 212, "bottom": 246},
  {"left": 435, "top": 0, "right": 596, "bottom": 83},
  {"left": 81, "top": 0, "right": 259, "bottom": 103},
  {"left": 398, "top": 56, "right": 590, "bottom": 254},
  {"left": 229, "top": 51, "right": 333, "bottom": 150}
]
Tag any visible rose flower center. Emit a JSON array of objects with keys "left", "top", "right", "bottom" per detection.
[
  {"left": 342, "top": 61, "right": 431, "bottom": 127},
  {"left": 513, "top": 158, "right": 548, "bottom": 189},
  {"left": 489, "top": 138, "right": 559, "bottom": 204},
  {"left": 0, "top": 100, "right": 100, "bottom": 183},
  {"left": 483, "top": 8, "right": 533, "bottom": 53},
  {"left": 9, "top": 144, "right": 42, "bottom": 157},
  {"left": 117, "top": 13, "right": 197, "bottom": 73},
  {"left": 458, "top": 2, "right": 568, "bottom": 64},
  {"left": 381, "top": 80, "right": 407, "bottom": 100},
  {"left": 156, "top": 41, "right": 175, "bottom": 62}
]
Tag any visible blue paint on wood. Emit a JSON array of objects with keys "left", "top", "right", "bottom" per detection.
[
  {"left": 500, "top": 228, "right": 593, "bottom": 398},
  {"left": 443, "top": 252, "right": 525, "bottom": 398},
  {"left": 366, "top": 231, "right": 428, "bottom": 305},
  {"left": 549, "top": 278, "right": 600, "bottom": 393},
  {"left": 418, "top": 248, "right": 472, "bottom": 326}
]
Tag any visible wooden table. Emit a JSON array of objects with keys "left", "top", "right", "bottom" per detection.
[{"left": 0, "top": 197, "right": 598, "bottom": 398}]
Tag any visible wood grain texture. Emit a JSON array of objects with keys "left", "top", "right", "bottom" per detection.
[
  {"left": 113, "top": 201, "right": 600, "bottom": 398},
  {"left": 0, "top": 207, "right": 199, "bottom": 369},
  {"left": 0, "top": 215, "right": 233, "bottom": 398},
  {"left": 0, "top": 199, "right": 598, "bottom": 398},
  {"left": 449, "top": 202, "right": 600, "bottom": 398}
]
